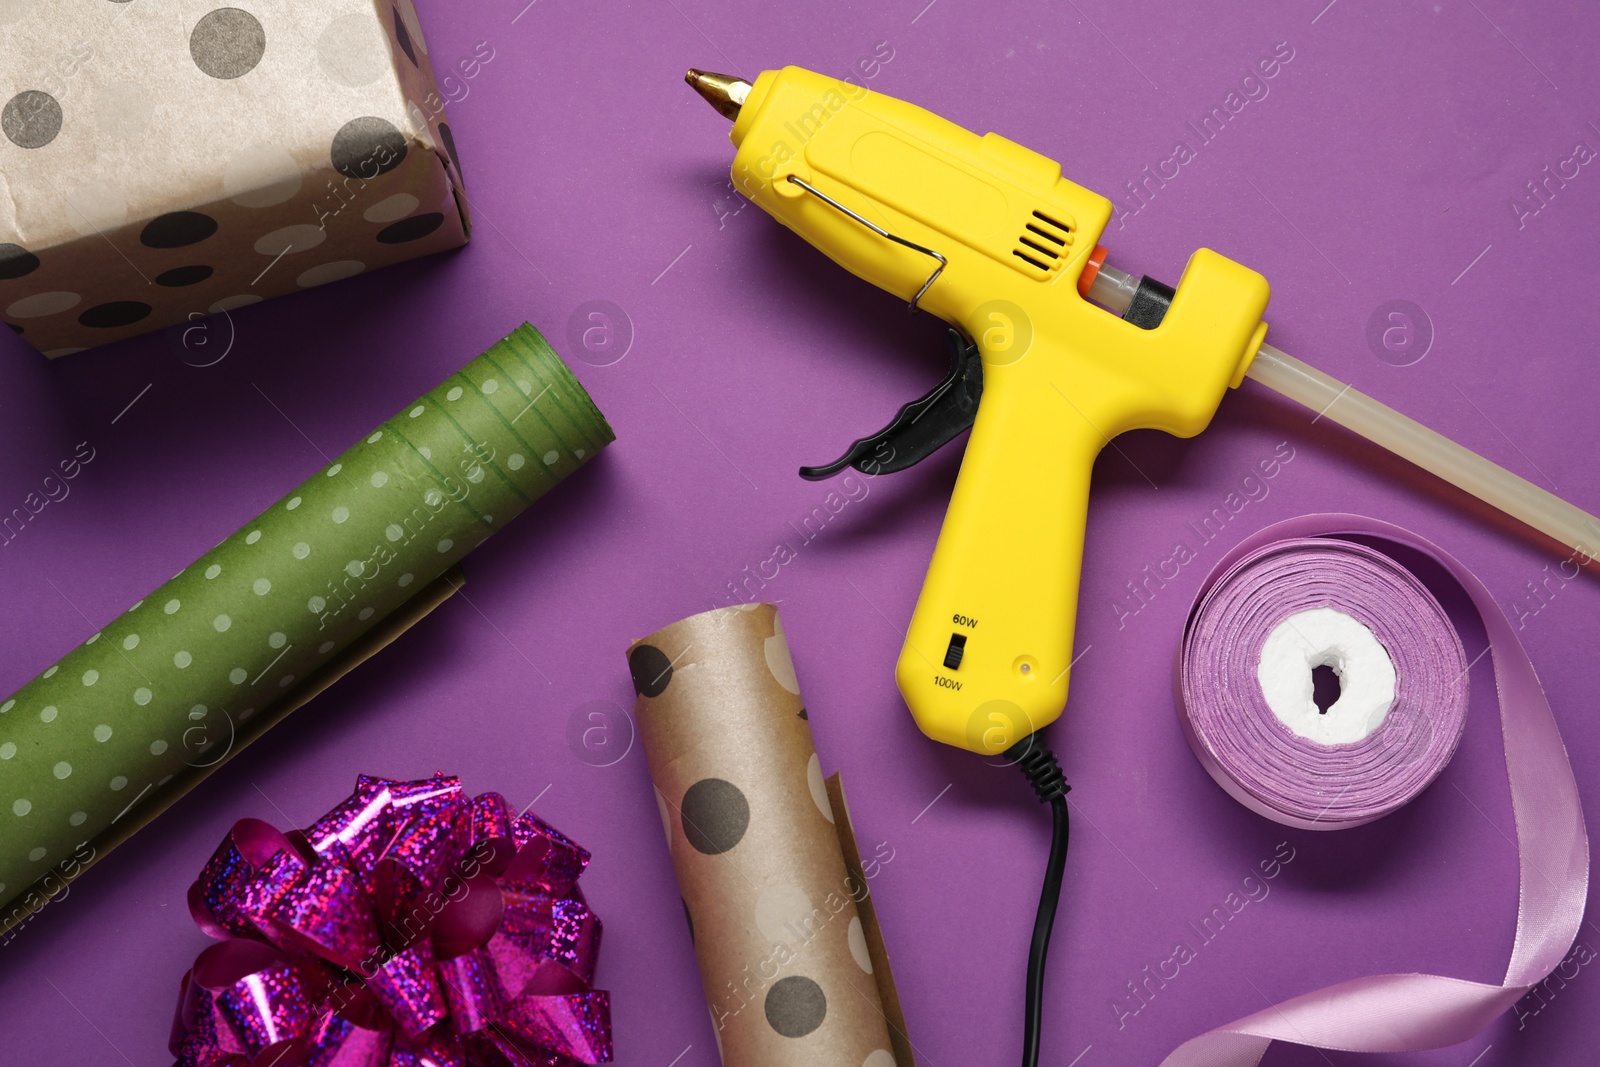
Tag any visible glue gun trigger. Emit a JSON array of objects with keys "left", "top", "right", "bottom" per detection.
[{"left": 799, "top": 329, "right": 984, "bottom": 481}]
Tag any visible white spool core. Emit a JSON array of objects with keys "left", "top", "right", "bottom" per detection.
[{"left": 1256, "top": 607, "right": 1396, "bottom": 745}]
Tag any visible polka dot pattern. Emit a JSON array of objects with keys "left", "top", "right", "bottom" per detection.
[
  {"left": 0, "top": 325, "right": 612, "bottom": 902},
  {"left": 78, "top": 301, "right": 153, "bottom": 329},
  {"left": 377, "top": 213, "right": 444, "bottom": 244},
  {"left": 391, "top": 5, "right": 418, "bottom": 66},
  {"left": 0, "top": 3, "right": 476, "bottom": 359},
  {"left": 755, "top": 882, "right": 815, "bottom": 944},
  {"left": 331, "top": 116, "right": 408, "bottom": 179},
  {"left": 222, "top": 144, "right": 302, "bottom": 208},
  {"left": 317, "top": 13, "right": 389, "bottom": 87},
  {"left": 140, "top": 212, "right": 218, "bottom": 249},
  {"left": 8, "top": 291, "right": 80, "bottom": 318},
  {"left": 807, "top": 753, "right": 834, "bottom": 824},
  {"left": 3, "top": 90, "right": 62, "bottom": 149},
  {"left": 680, "top": 778, "right": 749, "bottom": 856},
  {"left": 190, "top": 8, "right": 267, "bottom": 80},
  {"left": 438, "top": 123, "right": 463, "bottom": 177},
  {"left": 765, "top": 976, "right": 827, "bottom": 1038},
  {"left": 63, "top": 180, "right": 129, "bottom": 236},
  {"left": 364, "top": 193, "right": 419, "bottom": 223},
  {"left": 766, "top": 613, "right": 802, "bottom": 694},
  {"left": 96, "top": 81, "right": 154, "bottom": 142},
  {"left": 255, "top": 225, "right": 326, "bottom": 257},
  {"left": 155, "top": 265, "right": 214, "bottom": 288},
  {"left": 629, "top": 644, "right": 673, "bottom": 697},
  {"left": 0, "top": 244, "right": 41, "bottom": 280},
  {"left": 848, "top": 917, "right": 873, "bottom": 973},
  {"left": 296, "top": 260, "right": 365, "bottom": 288},
  {"left": 629, "top": 604, "right": 897, "bottom": 1059},
  {"left": 210, "top": 295, "right": 263, "bottom": 315}
]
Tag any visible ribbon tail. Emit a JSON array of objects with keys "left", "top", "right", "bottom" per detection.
[
  {"left": 1164, "top": 516, "right": 1591, "bottom": 1067},
  {"left": 1479, "top": 608, "right": 1591, "bottom": 985},
  {"left": 1161, "top": 973, "right": 1527, "bottom": 1066},
  {"left": 1158, "top": 1031, "right": 1271, "bottom": 1067}
]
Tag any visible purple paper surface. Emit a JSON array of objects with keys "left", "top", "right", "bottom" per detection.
[{"left": 1, "top": 3, "right": 1598, "bottom": 1066}]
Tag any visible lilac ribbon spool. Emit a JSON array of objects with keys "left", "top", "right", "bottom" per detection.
[
  {"left": 1162, "top": 515, "right": 1586, "bottom": 1067},
  {"left": 1178, "top": 536, "right": 1470, "bottom": 829}
]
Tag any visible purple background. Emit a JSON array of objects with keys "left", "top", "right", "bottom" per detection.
[{"left": 3, "top": 1, "right": 1599, "bottom": 1064}]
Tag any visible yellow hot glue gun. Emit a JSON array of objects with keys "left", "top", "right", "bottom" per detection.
[
  {"left": 688, "top": 66, "right": 1600, "bottom": 758},
  {"left": 689, "top": 66, "right": 1269, "bottom": 755},
  {"left": 687, "top": 64, "right": 1600, "bottom": 1066}
]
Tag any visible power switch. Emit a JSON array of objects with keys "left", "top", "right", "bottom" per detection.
[{"left": 943, "top": 633, "right": 967, "bottom": 670}]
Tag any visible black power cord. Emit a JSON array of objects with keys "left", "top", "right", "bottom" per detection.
[{"left": 1004, "top": 732, "right": 1071, "bottom": 1067}]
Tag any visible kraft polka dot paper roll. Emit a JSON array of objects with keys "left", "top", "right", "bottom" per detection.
[
  {"left": 0, "top": 0, "right": 469, "bottom": 356},
  {"left": 0, "top": 323, "right": 613, "bottom": 931},
  {"left": 628, "top": 604, "right": 912, "bottom": 1067}
]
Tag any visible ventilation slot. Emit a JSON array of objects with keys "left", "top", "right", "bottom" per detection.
[
  {"left": 1019, "top": 236, "right": 1059, "bottom": 260},
  {"left": 1032, "top": 209, "right": 1072, "bottom": 233},
  {"left": 1012, "top": 210, "right": 1073, "bottom": 275},
  {"left": 1025, "top": 223, "right": 1065, "bottom": 246}
]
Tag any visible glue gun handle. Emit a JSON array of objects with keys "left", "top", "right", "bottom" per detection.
[{"left": 895, "top": 340, "right": 1106, "bottom": 753}]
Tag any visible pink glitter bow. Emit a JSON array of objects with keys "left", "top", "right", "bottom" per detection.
[{"left": 170, "top": 774, "right": 612, "bottom": 1067}]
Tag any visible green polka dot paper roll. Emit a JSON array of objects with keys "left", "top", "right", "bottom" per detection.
[{"left": 0, "top": 323, "right": 612, "bottom": 929}]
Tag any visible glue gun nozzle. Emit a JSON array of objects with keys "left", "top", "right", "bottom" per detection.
[{"left": 685, "top": 69, "right": 752, "bottom": 122}]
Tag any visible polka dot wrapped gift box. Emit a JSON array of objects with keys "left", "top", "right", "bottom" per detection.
[
  {"left": 0, "top": 323, "right": 613, "bottom": 933},
  {"left": 0, "top": 0, "right": 469, "bottom": 356}
]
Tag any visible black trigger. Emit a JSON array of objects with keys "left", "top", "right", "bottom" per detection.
[{"left": 800, "top": 330, "right": 983, "bottom": 481}]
